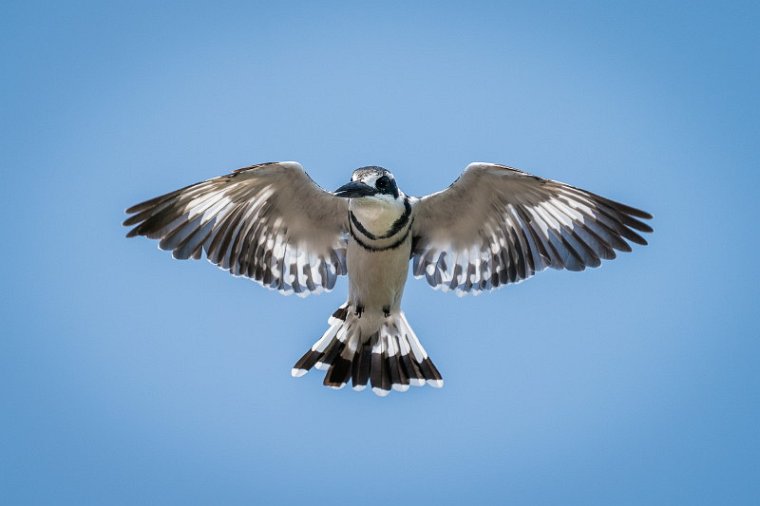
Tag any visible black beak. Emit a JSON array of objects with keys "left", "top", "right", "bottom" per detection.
[{"left": 334, "top": 181, "right": 376, "bottom": 198}]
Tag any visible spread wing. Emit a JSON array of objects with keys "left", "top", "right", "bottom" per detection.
[
  {"left": 411, "top": 162, "right": 653, "bottom": 295},
  {"left": 124, "top": 161, "right": 348, "bottom": 296}
]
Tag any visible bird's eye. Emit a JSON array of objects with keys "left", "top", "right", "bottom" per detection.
[{"left": 376, "top": 176, "right": 389, "bottom": 189}]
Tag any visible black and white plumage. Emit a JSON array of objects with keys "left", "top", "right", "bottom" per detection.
[
  {"left": 125, "top": 161, "right": 652, "bottom": 396},
  {"left": 411, "top": 163, "right": 653, "bottom": 294},
  {"left": 124, "top": 162, "right": 347, "bottom": 295}
]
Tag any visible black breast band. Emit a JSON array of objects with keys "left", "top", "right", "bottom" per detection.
[
  {"left": 348, "top": 217, "right": 414, "bottom": 252},
  {"left": 349, "top": 198, "right": 411, "bottom": 241}
]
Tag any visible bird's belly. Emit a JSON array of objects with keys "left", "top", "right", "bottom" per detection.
[{"left": 346, "top": 238, "right": 411, "bottom": 314}]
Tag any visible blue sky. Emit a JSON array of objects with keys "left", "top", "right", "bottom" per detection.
[{"left": 2, "top": 1, "right": 758, "bottom": 504}]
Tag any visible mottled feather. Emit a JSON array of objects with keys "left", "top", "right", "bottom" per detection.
[
  {"left": 411, "top": 162, "right": 652, "bottom": 295},
  {"left": 124, "top": 162, "right": 349, "bottom": 296}
]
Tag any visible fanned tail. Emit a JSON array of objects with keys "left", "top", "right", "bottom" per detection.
[{"left": 291, "top": 303, "right": 443, "bottom": 396}]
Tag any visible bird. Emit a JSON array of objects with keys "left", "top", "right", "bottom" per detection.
[{"left": 124, "top": 161, "right": 652, "bottom": 396}]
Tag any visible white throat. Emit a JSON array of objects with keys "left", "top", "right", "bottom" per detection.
[{"left": 350, "top": 195, "right": 406, "bottom": 237}]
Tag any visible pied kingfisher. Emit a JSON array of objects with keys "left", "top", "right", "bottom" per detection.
[{"left": 124, "top": 162, "right": 652, "bottom": 396}]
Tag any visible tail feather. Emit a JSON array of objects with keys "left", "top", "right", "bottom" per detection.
[
  {"left": 292, "top": 302, "right": 443, "bottom": 396},
  {"left": 397, "top": 332, "right": 425, "bottom": 386},
  {"left": 370, "top": 333, "right": 384, "bottom": 395},
  {"left": 399, "top": 313, "right": 443, "bottom": 387},
  {"left": 420, "top": 358, "right": 443, "bottom": 387},
  {"left": 291, "top": 321, "right": 339, "bottom": 376},
  {"left": 315, "top": 337, "right": 341, "bottom": 371},
  {"left": 386, "top": 333, "right": 408, "bottom": 392},
  {"left": 352, "top": 340, "right": 372, "bottom": 391},
  {"left": 324, "top": 354, "right": 351, "bottom": 389}
]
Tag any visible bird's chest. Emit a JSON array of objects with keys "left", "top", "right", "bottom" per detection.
[
  {"left": 346, "top": 234, "right": 412, "bottom": 309},
  {"left": 345, "top": 197, "right": 414, "bottom": 309},
  {"left": 350, "top": 203, "right": 404, "bottom": 238}
]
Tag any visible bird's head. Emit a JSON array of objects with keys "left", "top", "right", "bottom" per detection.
[{"left": 334, "top": 166, "right": 400, "bottom": 202}]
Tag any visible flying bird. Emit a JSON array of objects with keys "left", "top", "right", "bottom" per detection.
[{"left": 124, "top": 162, "right": 652, "bottom": 396}]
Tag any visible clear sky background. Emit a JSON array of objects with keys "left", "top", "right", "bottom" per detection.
[{"left": 2, "top": 1, "right": 758, "bottom": 504}]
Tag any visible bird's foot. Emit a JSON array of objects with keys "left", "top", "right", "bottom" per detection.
[
  {"left": 355, "top": 305, "right": 364, "bottom": 318},
  {"left": 383, "top": 306, "right": 391, "bottom": 318}
]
